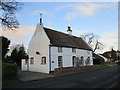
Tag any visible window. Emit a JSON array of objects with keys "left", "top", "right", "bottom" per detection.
[
  {"left": 36, "top": 51, "right": 40, "bottom": 55},
  {"left": 30, "top": 57, "right": 34, "bottom": 64},
  {"left": 41, "top": 57, "right": 46, "bottom": 64},
  {"left": 86, "top": 57, "right": 90, "bottom": 65},
  {"left": 25, "top": 59, "right": 28, "bottom": 65},
  {"left": 72, "top": 48, "right": 76, "bottom": 53},
  {"left": 58, "top": 56, "right": 63, "bottom": 68},
  {"left": 80, "top": 56, "right": 84, "bottom": 65},
  {"left": 58, "top": 47, "right": 62, "bottom": 53},
  {"left": 72, "top": 56, "right": 76, "bottom": 66},
  {"left": 87, "top": 50, "right": 90, "bottom": 54}
]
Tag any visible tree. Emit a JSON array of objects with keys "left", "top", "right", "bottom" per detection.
[
  {"left": 0, "top": 0, "right": 23, "bottom": 30},
  {"left": 10, "top": 48, "right": 18, "bottom": 62},
  {"left": 0, "top": 36, "right": 10, "bottom": 61},
  {"left": 111, "top": 48, "right": 117, "bottom": 61},
  {"left": 17, "top": 45, "right": 28, "bottom": 66},
  {"left": 81, "top": 33, "right": 103, "bottom": 53},
  {"left": 10, "top": 45, "right": 28, "bottom": 67}
]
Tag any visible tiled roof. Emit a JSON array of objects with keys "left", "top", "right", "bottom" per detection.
[{"left": 44, "top": 27, "right": 92, "bottom": 51}]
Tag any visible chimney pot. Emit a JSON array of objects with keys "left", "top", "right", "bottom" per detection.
[{"left": 67, "top": 26, "right": 72, "bottom": 35}]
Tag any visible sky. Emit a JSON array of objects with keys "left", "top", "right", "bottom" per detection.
[{"left": 0, "top": 1, "right": 118, "bottom": 53}]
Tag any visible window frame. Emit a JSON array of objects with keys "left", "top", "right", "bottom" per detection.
[
  {"left": 72, "top": 48, "right": 76, "bottom": 53},
  {"left": 72, "top": 56, "right": 76, "bottom": 66},
  {"left": 80, "top": 56, "right": 84, "bottom": 65},
  {"left": 58, "top": 56, "right": 63, "bottom": 68},
  {"left": 87, "top": 50, "right": 90, "bottom": 54},
  {"left": 24, "top": 59, "right": 28, "bottom": 65},
  {"left": 58, "top": 47, "right": 62, "bottom": 53},
  {"left": 86, "top": 57, "right": 90, "bottom": 65},
  {"left": 30, "top": 57, "right": 34, "bottom": 64},
  {"left": 41, "top": 57, "right": 46, "bottom": 64}
]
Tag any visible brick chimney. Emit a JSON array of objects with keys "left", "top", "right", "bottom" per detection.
[{"left": 67, "top": 26, "right": 72, "bottom": 35}]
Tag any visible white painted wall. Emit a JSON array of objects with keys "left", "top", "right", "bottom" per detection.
[
  {"left": 28, "top": 23, "right": 50, "bottom": 73},
  {"left": 21, "top": 59, "right": 27, "bottom": 71},
  {"left": 50, "top": 46, "right": 93, "bottom": 71},
  {"left": 22, "top": 23, "right": 93, "bottom": 73}
]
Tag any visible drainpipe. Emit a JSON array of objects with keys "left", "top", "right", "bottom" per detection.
[{"left": 49, "top": 45, "right": 51, "bottom": 73}]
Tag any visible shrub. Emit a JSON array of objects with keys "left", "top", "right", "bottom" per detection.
[
  {"left": 2, "top": 62, "right": 18, "bottom": 80},
  {"left": 116, "top": 62, "right": 120, "bottom": 65},
  {"left": 93, "top": 59, "right": 104, "bottom": 65}
]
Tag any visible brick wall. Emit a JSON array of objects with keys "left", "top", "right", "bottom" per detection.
[{"left": 53, "top": 66, "right": 98, "bottom": 75}]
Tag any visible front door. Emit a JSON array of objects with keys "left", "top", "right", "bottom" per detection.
[{"left": 58, "top": 56, "right": 63, "bottom": 68}]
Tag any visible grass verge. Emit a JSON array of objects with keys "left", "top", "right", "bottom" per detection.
[
  {"left": 3, "top": 77, "right": 22, "bottom": 85},
  {"left": 112, "top": 81, "right": 120, "bottom": 88}
]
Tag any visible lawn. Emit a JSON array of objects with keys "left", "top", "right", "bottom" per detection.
[
  {"left": 112, "top": 81, "right": 120, "bottom": 88},
  {"left": 3, "top": 77, "right": 22, "bottom": 85}
]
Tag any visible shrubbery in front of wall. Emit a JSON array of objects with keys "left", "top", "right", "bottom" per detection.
[
  {"left": 116, "top": 62, "right": 120, "bottom": 65},
  {"left": 93, "top": 59, "right": 104, "bottom": 65},
  {"left": 2, "top": 63, "right": 18, "bottom": 80}
]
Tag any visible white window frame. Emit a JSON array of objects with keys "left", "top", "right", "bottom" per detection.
[
  {"left": 80, "top": 56, "right": 84, "bottom": 65},
  {"left": 30, "top": 57, "right": 34, "bottom": 64},
  {"left": 87, "top": 50, "right": 90, "bottom": 54},
  {"left": 24, "top": 59, "right": 28, "bottom": 65},
  {"left": 72, "top": 56, "right": 76, "bottom": 66},
  {"left": 58, "top": 56, "right": 63, "bottom": 68},
  {"left": 41, "top": 57, "right": 46, "bottom": 64},
  {"left": 58, "top": 47, "right": 62, "bottom": 53},
  {"left": 72, "top": 48, "right": 76, "bottom": 53},
  {"left": 86, "top": 57, "right": 90, "bottom": 65}
]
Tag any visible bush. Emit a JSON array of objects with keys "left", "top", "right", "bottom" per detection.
[
  {"left": 93, "top": 59, "right": 104, "bottom": 65},
  {"left": 2, "top": 62, "right": 18, "bottom": 80},
  {"left": 116, "top": 62, "right": 120, "bottom": 65}
]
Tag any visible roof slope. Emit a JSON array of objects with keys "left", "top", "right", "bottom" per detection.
[{"left": 44, "top": 27, "right": 92, "bottom": 51}]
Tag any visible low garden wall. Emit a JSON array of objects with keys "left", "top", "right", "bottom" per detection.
[{"left": 54, "top": 66, "right": 98, "bottom": 75}]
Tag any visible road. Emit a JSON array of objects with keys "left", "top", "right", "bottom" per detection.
[{"left": 3, "top": 65, "right": 120, "bottom": 88}]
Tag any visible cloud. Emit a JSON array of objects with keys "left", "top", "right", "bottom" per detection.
[
  {"left": 0, "top": 25, "right": 35, "bottom": 48},
  {"left": 61, "top": 3, "right": 115, "bottom": 20},
  {"left": 73, "top": 29, "right": 89, "bottom": 36},
  {"left": 34, "top": 10, "right": 48, "bottom": 14},
  {"left": 75, "top": 3, "right": 102, "bottom": 16},
  {"left": 99, "top": 31, "right": 118, "bottom": 52},
  {"left": 72, "top": 29, "right": 118, "bottom": 53}
]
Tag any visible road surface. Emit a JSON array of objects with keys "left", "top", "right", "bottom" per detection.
[{"left": 3, "top": 65, "right": 120, "bottom": 88}]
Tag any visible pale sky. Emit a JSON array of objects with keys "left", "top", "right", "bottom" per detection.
[{"left": 0, "top": 1, "right": 118, "bottom": 53}]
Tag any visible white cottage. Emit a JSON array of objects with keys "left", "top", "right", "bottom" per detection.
[{"left": 22, "top": 18, "right": 93, "bottom": 73}]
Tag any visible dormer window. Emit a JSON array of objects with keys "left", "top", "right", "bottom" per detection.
[
  {"left": 87, "top": 50, "right": 90, "bottom": 54},
  {"left": 72, "top": 48, "right": 76, "bottom": 53},
  {"left": 58, "top": 47, "right": 62, "bottom": 53}
]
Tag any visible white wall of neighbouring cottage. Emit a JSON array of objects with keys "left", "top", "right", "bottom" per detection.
[
  {"left": 28, "top": 23, "right": 50, "bottom": 73},
  {"left": 50, "top": 46, "right": 93, "bottom": 71},
  {"left": 21, "top": 59, "right": 28, "bottom": 71}
]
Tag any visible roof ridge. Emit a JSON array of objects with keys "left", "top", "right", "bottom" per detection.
[
  {"left": 43, "top": 27, "right": 82, "bottom": 39},
  {"left": 43, "top": 27, "right": 92, "bottom": 51}
]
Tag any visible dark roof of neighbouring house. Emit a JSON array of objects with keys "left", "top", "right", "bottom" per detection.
[
  {"left": 93, "top": 53, "right": 104, "bottom": 60},
  {"left": 44, "top": 27, "right": 92, "bottom": 51}
]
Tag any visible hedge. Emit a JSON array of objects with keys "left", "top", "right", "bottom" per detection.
[
  {"left": 93, "top": 59, "right": 104, "bottom": 65},
  {"left": 116, "top": 62, "right": 120, "bottom": 65},
  {"left": 2, "top": 62, "right": 18, "bottom": 80}
]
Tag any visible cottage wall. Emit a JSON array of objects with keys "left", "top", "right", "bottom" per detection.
[
  {"left": 28, "top": 24, "right": 50, "bottom": 73},
  {"left": 50, "top": 46, "right": 93, "bottom": 71}
]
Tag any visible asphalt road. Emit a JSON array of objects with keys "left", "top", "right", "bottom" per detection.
[{"left": 3, "top": 65, "right": 120, "bottom": 89}]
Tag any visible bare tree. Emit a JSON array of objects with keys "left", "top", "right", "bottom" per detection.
[
  {"left": 0, "top": 0, "right": 23, "bottom": 30},
  {"left": 81, "top": 33, "right": 103, "bottom": 52}
]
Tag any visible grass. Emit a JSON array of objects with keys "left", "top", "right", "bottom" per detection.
[
  {"left": 96, "top": 64, "right": 109, "bottom": 69},
  {"left": 3, "top": 77, "right": 22, "bottom": 85},
  {"left": 112, "top": 81, "right": 120, "bottom": 88}
]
